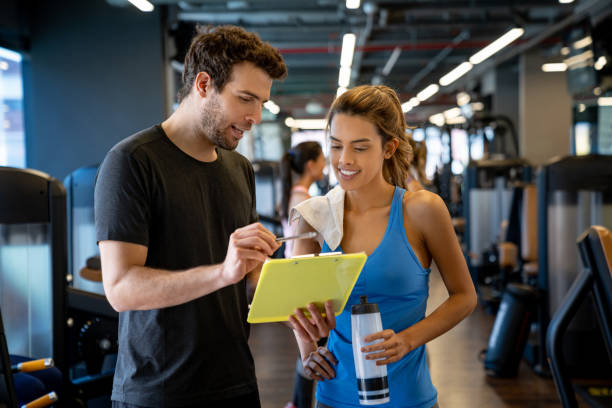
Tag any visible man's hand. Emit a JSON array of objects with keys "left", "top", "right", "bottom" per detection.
[
  {"left": 221, "top": 223, "right": 280, "bottom": 286},
  {"left": 289, "top": 300, "right": 336, "bottom": 343}
]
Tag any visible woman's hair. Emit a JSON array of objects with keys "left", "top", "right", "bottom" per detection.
[
  {"left": 279, "top": 141, "right": 323, "bottom": 220},
  {"left": 408, "top": 136, "right": 429, "bottom": 184},
  {"left": 326, "top": 85, "right": 413, "bottom": 189}
]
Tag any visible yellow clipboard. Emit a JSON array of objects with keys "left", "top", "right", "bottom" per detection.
[{"left": 247, "top": 252, "right": 367, "bottom": 323}]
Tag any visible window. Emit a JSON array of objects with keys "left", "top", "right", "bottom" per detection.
[{"left": 0, "top": 46, "right": 26, "bottom": 168}]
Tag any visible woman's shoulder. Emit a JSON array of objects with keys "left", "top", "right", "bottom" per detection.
[{"left": 401, "top": 189, "right": 448, "bottom": 223}]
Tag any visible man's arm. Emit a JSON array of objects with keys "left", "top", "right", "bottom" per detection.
[{"left": 100, "top": 222, "right": 280, "bottom": 312}]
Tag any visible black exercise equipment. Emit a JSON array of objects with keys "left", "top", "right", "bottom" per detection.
[
  {"left": 531, "top": 155, "right": 612, "bottom": 377},
  {"left": 547, "top": 226, "right": 612, "bottom": 407}
]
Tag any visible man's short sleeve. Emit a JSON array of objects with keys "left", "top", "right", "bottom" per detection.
[{"left": 95, "top": 149, "right": 151, "bottom": 247}]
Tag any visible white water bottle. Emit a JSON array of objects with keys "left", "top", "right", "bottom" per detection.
[{"left": 351, "top": 295, "right": 390, "bottom": 405}]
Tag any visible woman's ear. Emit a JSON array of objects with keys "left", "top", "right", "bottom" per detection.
[{"left": 384, "top": 138, "right": 399, "bottom": 159}]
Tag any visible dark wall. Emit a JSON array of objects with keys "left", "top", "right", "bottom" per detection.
[{"left": 25, "top": 0, "right": 165, "bottom": 180}]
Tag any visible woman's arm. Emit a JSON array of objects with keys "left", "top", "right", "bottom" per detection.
[{"left": 363, "top": 191, "right": 477, "bottom": 364}]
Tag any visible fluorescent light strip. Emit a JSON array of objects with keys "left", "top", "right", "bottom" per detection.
[
  {"left": 559, "top": 0, "right": 574, "bottom": 3},
  {"left": 439, "top": 62, "right": 473, "bottom": 86},
  {"left": 594, "top": 56, "right": 607, "bottom": 71},
  {"left": 416, "top": 84, "right": 439, "bottom": 102},
  {"left": 338, "top": 66, "right": 351, "bottom": 87},
  {"left": 429, "top": 113, "right": 446, "bottom": 127},
  {"left": 573, "top": 36, "right": 592, "bottom": 50},
  {"left": 469, "top": 28, "right": 524, "bottom": 65},
  {"left": 336, "top": 87, "right": 347, "bottom": 98},
  {"left": 340, "top": 33, "right": 356, "bottom": 68},
  {"left": 446, "top": 116, "right": 466, "bottom": 125},
  {"left": 346, "top": 0, "right": 360, "bottom": 9},
  {"left": 263, "top": 100, "right": 280, "bottom": 115},
  {"left": 443, "top": 107, "right": 461, "bottom": 119},
  {"left": 127, "top": 0, "right": 154, "bottom": 12},
  {"left": 285, "top": 118, "right": 327, "bottom": 130},
  {"left": 564, "top": 49, "right": 594, "bottom": 68},
  {"left": 598, "top": 97, "right": 612, "bottom": 106},
  {"left": 0, "top": 46, "right": 21, "bottom": 62},
  {"left": 542, "top": 63, "right": 567, "bottom": 72},
  {"left": 457, "top": 92, "right": 471, "bottom": 106}
]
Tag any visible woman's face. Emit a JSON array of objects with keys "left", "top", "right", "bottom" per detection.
[
  {"left": 329, "top": 113, "right": 393, "bottom": 191},
  {"left": 309, "top": 152, "right": 327, "bottom": 181}
]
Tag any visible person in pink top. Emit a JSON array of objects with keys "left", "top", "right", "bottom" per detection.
[{"left": 279, "top": 141, "right": 326, "bottom": 259}]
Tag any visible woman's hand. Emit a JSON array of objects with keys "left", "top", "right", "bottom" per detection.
[
  {"left": 361, "top": 329, "right": 413, "bottom": 365},
  {"left": 302, "top": 346, "right": 338, "bottom": 381},
  {"left": 288, "top": 300, "right": 336, "bottom": 343}
]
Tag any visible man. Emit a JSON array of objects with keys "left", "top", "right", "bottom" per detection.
[{"left": 95, "top": 26, "right": 289, "bottom": 407}]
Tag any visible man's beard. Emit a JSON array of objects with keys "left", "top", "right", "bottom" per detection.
[{"left": 200, "top": 93, "right": 237, "bottom": 151}]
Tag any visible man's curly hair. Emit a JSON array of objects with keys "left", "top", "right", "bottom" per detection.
[{"left": 177, "top": 25, "right": 287, "bottom": 102}]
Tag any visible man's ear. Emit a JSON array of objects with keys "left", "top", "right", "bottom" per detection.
[
  {"left": 194, "top": 72, "right": 213, "bottom": 98},
  {"left": 384, "top": 138, "right": 399, "bottom": 159}
]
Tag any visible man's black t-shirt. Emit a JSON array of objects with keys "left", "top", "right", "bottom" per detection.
[{"left": 95, "top": 125, "right": 258, "bottom": 407}]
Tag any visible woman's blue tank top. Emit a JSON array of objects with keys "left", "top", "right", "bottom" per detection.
[{"left": 316, "top": 186, "right": 437, "bottom": 408}]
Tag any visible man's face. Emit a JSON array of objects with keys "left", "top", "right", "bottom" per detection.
[{"left": 200, "top": 62, "right": 273, "bottom": 150}]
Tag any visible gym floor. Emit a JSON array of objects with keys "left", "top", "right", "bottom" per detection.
[{"left": 249, "top": 267, "right": 579, "bottom": 408}]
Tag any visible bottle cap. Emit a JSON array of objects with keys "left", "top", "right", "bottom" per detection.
[{"left": 351, "top": 295, "right": 379, "bottom": 315}]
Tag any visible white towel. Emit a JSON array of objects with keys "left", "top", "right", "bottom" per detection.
[{"left": 289, "top": 185, "right": 345, "bottom": 251}]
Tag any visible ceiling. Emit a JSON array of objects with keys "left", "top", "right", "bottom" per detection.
[{"left": 108, "top": 0, "right": 610, "bottom": 123}]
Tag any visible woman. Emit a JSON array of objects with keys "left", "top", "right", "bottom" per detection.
[
  {"left": 288, "top": 85, "right": 477, "bottom": 408},
  {"left": 406, "top": 137, "right": 429, "bottom": 192},
  {"left": 280, "top": 141, "right": 326, "bottom": 258}
]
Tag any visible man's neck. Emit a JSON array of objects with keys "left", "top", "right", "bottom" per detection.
[{"left": 161, "top": 105, "right": 218, "bottom": 162}]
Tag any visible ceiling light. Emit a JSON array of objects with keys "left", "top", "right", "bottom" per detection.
[
  {"left": 572, "top": 36, "right": 592, "bottom": 50},
  {"left": 561, "top": 47, "right": 570, "bottom": 56},
  {"left": 593, "top": 87, "right": 602, "bottom": 96},
  {"left": 401, "top": 97, "right": 420, "bottom": 113},
  {"left": 439, "top": 62, "right": 473, "bottom": 86},
  {"left": 471, "top": 102, "right": 484, "bottom": 111},
  {"left": 558, "top": 0, "right": 574, "bottom": 3},
  {"left": 594, "top": 56, "right": 607, "bottom": 71},
  {"left": 127, "top": 0, "right": 154, "bottom": 12},
  {"left": 564, "top": 49, "right": 594, "bottom": 68},
  {"left": 578, "top": 103, "right": 586, "bottom": 112},
  {"left": 263, "top": 100, "right": 280, "bottom": 115},
  {"left": 416, "top": 84, "right": 439, "bottom": 102},
  {"left": 0, "top": 46, "right": 21, "bottom": 62},
  {"left": 457, "top": 92, "right": 471, "bottom": 106},
  {"left": 446, "top": 116, "right": 467, "bottom": 125},
  {"left": 429, "top": 113, "right": 446, "bottom": 127},
  {"left": 285, "top": 118, "right": 327, "bottom": 130},
  {"left": 598, "top": 97, "right": 612, "bottom": 106},
  {"left": 401, "top": 103, "right": 413, "bottom": 113},
  {"left": 443, "top": 107, "right": 462, "bottom": 119},
  {"left": 542, "top": 63, "right": 567, "bottom": 72},
  {"left": 338, "top": 66, "right": 351, "bottom": 88},
  {"left": 336, "top": 87, "right": 347, "bottom": 98},
  {"left": 346, "top": 0, "right": 360, "bottom": 9},
  {"left": 469, "top": 27, "right": 524, "bottom": 65},
  {"left": 340, "top": 33, "right": 356, "bottom": 68}
]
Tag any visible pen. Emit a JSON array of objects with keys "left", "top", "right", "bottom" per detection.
[{"left": 275, "top": 231, "right": 318, "bottom": 242}]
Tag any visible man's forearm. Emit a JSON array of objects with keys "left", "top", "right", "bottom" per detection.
[{"left": 105, "top": 263, "right": 227, "bottom": 312}]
